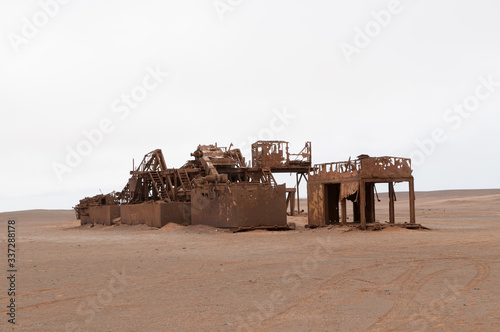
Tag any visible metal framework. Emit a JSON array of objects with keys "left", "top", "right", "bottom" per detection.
[
  {"left": 251, "top": 141, "right": 311, "bottom": 214},
  {"left": 75, "top": 142, "right": 418, "bottom": 231},
  {"left": 76, "top": 141, "right": 311, "bottom": 230},
  {"left": 307, "top": 155, "right": 416, "bottom": 229}
]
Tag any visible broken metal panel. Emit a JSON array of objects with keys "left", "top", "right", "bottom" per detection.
[
  {"left": 340, "top": 181, "right": 359, "bottom": 200},
  {"left": 128, "top": 177, "right": 138, "bottom": 193},
  {"left": 307, "top": 182, "right": 325, "bottom": 227},
  {"left": 191, "top": 183, "right": 287, "bottom": 230}
]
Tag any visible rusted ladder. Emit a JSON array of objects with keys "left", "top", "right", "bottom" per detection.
[
  {"left": 150, "top": 171, "right": 171, "bottom": 201},
  {"left": 261, "top": 167, "right": 276, "bottom": 186},
  {"left": 176, "top": 169, "right": 192, "bottom": 191}
]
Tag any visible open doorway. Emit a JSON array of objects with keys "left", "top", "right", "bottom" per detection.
[{"left": 324, "top": 183, "right": 340, "bottom": 225}]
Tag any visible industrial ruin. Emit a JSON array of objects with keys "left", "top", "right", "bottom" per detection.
[
  {"left": 75, "top": 141, "right": 310, "bottom": 231},
  {"left": 75, "top": 141, "right": 418, "bottom": 231},
  {"left": 308, "top": 155, "right": 416, "bottom": 229}
]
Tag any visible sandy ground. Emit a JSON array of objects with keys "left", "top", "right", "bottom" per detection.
[{"left": 1, "top": 189, "right": 500, "bottom": 331}]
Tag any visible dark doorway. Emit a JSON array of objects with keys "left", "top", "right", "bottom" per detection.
[
  {"left": 365, "top": 182, "right": 375, "bottom": 223},
  {"left": 324, "top": 183, "right": 340, "bottom": 225}
]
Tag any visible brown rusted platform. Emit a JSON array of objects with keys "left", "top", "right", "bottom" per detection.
[{"left": 308, "top": 155, "right": 416, "bottom": 230}]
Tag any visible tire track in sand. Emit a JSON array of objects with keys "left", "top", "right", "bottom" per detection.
[
  {"left": 371, "top": 259, "right": 491, "bottom": 331},
  {"left": 250, "top": 263, "right": 384, "bottom": 331}
]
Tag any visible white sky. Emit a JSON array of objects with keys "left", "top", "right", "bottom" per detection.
[{"left": 1, "top": 0, "right": 499, "bottom": 212}]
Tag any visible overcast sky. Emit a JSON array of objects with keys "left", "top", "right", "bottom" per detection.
[{"left": 1, "top": 0, "right": 499, "bottom": 212}]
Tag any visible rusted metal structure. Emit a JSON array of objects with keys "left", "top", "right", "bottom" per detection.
[
  {"left": 75, "top": 193, "right": 119, "bottom": 225},
  {"left": 75, "top": 141, "right": 310, "bottom": 230},
  {"left": 75, "top": 142, "right": 418, "bottom": 231},
  {"left": 307, "top": 155, "right": 416, "bottom": 230},
  {"left": 251, "top": 141, "right": 311, "bottom": 214}
]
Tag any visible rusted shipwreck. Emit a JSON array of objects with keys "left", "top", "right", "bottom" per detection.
[{"left": 75, "top": 141, "right": 311, "bottom": 231}]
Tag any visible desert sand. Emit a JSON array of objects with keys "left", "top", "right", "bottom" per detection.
[{"left": 1, "top": 189, "right": 500, "bottom": 331}]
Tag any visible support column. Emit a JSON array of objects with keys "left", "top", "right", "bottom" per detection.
[
  {"left": 372, "top": 183, "right": 376, "bottom": 223},
  {"left": 296, "top": 173, "right": 300, "bottom": 215},
  {"left": 409, "top": 178, "right": 416, "bottom": 224},
  {"left": 286, "top": 189, "right": 296, "bottom": 216},
  {"left": 360, "top": 180, "right": 366, "bottom": 230},
  {"left": 389, "top": 182, "right": 395, "bottom": 224},
  {"left": 341, "top": 198, "right": 347, "bottom": 225}
]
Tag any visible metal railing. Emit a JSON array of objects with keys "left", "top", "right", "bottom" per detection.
[{"left": 311, "top": 156, "right": 411, "bottom": 176}]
